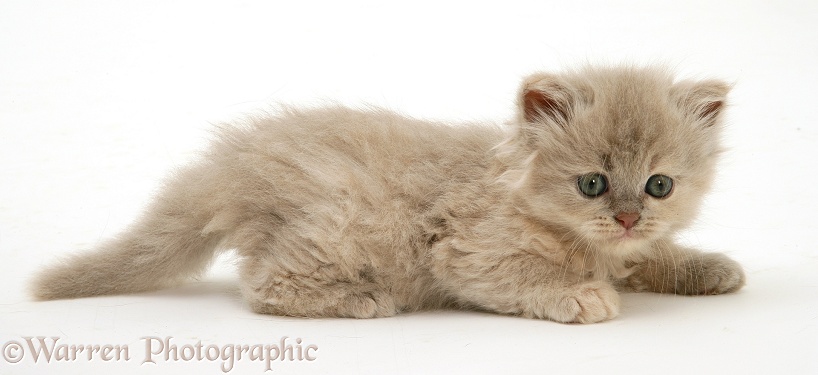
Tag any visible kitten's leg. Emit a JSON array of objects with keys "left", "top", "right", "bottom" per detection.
[
  {"left": 431, "top": 243, "right": 619, "bottom": 324},
  {"left": 239, "top": 256, "right": 398, "bottom": 318},
  {"left": 625, "top": 241, "right": 745, "bottom": 295}
]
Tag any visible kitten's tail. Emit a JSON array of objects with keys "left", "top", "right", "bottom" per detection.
[{"left": 31, "top": 165, "right": 233, "bottom": 301}]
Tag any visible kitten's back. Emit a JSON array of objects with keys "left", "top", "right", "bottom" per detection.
[{"left": 31, "top": 106, "right": 504, "bottom": 301}]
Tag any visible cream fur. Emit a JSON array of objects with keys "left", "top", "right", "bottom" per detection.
[{"left": 31, "top": 66, "right": 745, "bottom": 323}]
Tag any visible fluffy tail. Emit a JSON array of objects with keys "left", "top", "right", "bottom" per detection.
[{"left": 31, "top": 165, "right": 230, "bottom": 300}]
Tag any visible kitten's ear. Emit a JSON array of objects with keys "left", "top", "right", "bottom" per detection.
[
  {"left": 672, "top": 79, "right": 732, "bottom": 127},
  {"left": 518, "top": 73, "right": 586, "bottom": 126}
]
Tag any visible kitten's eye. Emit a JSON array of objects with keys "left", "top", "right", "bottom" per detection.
[
  {"left": 577, "top": 173, "right": 608, "bottom": 197},
  {"left": 645, "top": 174, "right": 673, "bottom": 198}
]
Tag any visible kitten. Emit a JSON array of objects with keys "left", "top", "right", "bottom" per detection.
[{"left": 31, "top": 66, "right": 745, "bottom": 323}]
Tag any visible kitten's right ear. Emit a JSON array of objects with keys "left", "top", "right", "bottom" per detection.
[{"left": 518, "top": 74, "right": 585, "bottom": 127}]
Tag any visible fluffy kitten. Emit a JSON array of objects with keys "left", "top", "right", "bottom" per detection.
[{"left": 32, "top": 66, "right": 745, "bottom": 323}]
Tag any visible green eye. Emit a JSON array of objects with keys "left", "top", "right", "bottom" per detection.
[
  {"left": 578, "top": 173, "right": 608, "bottom": 197},
  {"left": 645, "top": 174, "right": 673, "bottom": 198}
]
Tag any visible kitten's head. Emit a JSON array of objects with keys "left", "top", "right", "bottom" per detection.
[{"left": 499, "top": 66, "right": 730, "bottom": 256}]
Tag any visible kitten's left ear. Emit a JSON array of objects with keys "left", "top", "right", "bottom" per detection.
[{"left": 672, "top": 79, "right": 732, "bottom": 127}]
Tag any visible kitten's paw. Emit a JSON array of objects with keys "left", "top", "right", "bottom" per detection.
[
  {"left": 555, "top": 281, "right": 620, "bottom": 324},
  {"left": 348, "top": 291, "right": 398, "bottom": 318},
  {"left": 679, "top": 253, "right": 745, "bottom": 295}
]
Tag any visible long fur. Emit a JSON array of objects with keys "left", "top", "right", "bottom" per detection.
[{"left": 31, "top": 66, "right": 745, "bottom": 323}]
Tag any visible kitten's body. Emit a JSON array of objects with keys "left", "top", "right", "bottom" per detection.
[{"left": 32, "top": 66, "right": 745, "bottom": 323}]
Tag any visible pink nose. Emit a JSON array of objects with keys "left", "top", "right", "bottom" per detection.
[{"left": 615, "top": 212, "right": 640, "bottom": 230}]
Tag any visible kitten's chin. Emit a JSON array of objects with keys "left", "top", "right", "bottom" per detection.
[{"left": 598, "top": 232, "right": 653, "bottom": 257}]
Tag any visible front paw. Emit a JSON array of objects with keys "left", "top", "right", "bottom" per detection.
[
  {"left": 554, "top": 281, "right": 620, "bottom": 324},
  {"left": 679, "top": 253, "right": 745, "bottom": 295}
]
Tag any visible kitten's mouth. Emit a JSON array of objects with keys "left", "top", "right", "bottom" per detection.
[
  {"left": 592, "top": 229, "right": 644, "bottom": 245},
  {"left": 616, "top": 229, "right": 641, "bottom": 241}
]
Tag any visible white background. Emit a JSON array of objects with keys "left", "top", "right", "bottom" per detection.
[{"left": 1, "top": 1, "right": 817, "bottom": 374}]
